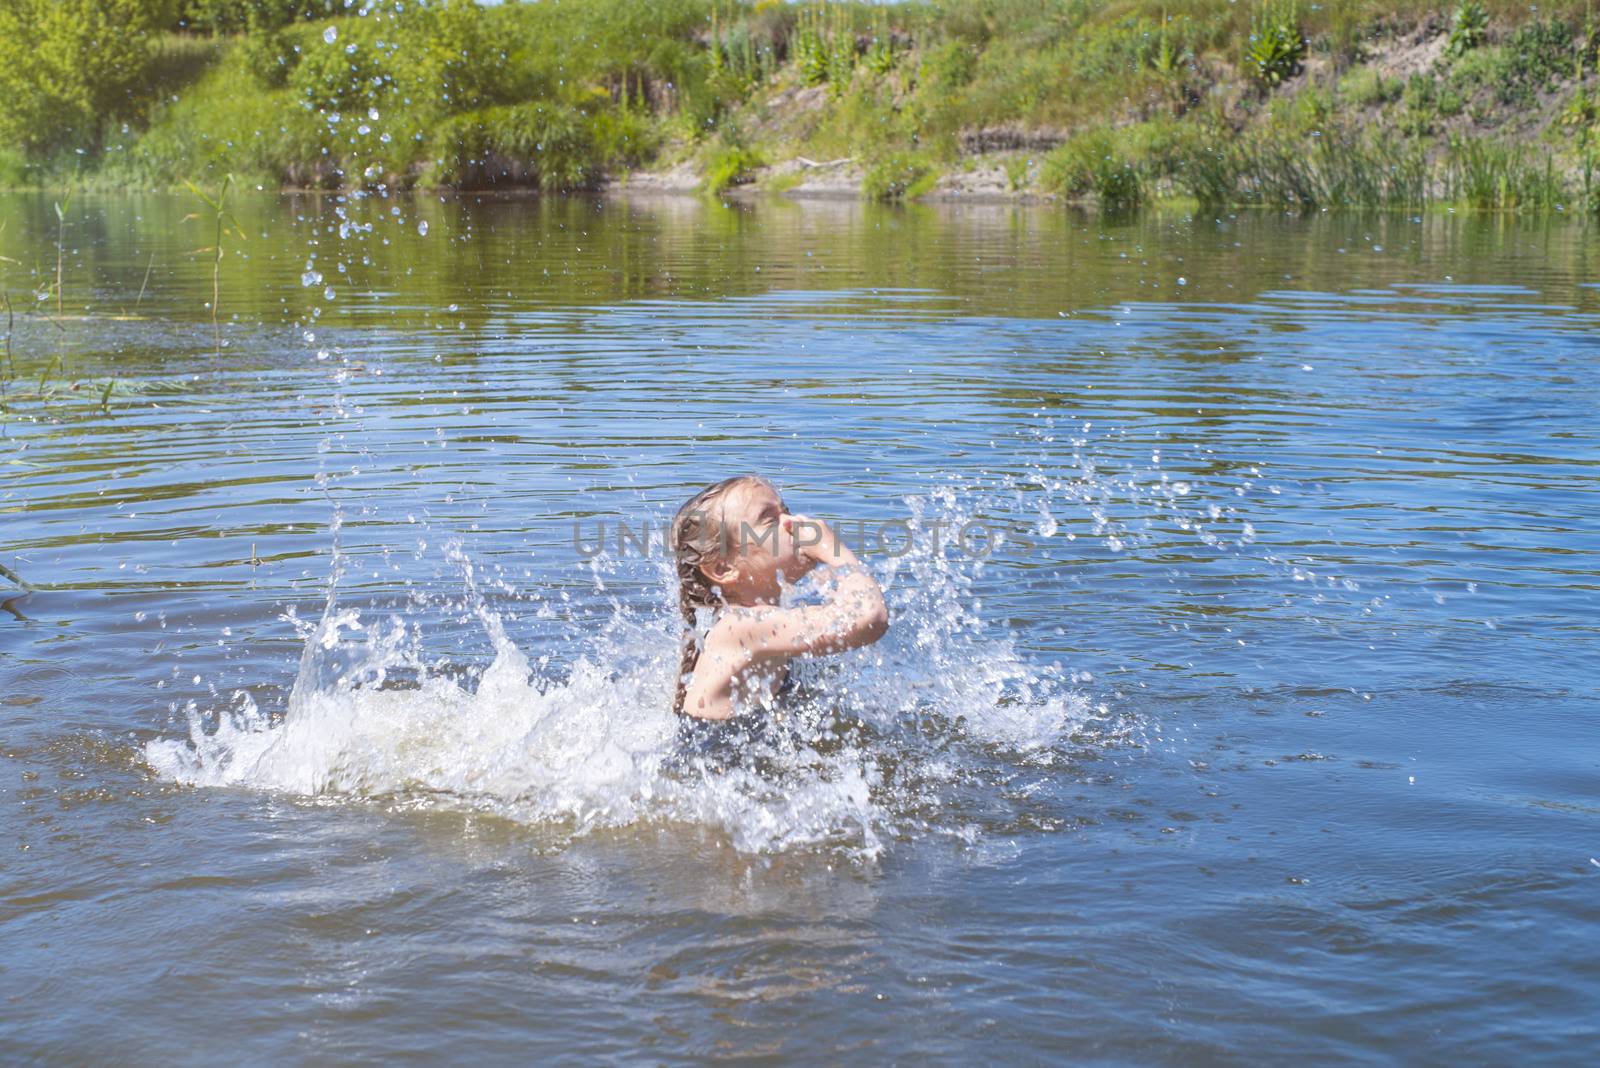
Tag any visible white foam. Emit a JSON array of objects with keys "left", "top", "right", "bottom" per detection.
[{"left": 145, "top": 471, "right": 1181, "bottom": 856}]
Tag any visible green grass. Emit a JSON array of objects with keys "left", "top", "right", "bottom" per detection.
[
  {"left": 0, "top": 0, "right": 1594, "bottom": 212},
  {"left": 0, "top": 148, "right": 30, "bottom": 189},
  {"left": 1040, "top": 129, "right": 1147, "bottom": 207},
  {"left": 862, "top": 152, "right": 941, "bottom": 201},
  {"left": 703, "top": 143, "right": 765, "bottom": 193},
  {"left": 1339, "top": 66, "right": 1401, "bottom": 107},
  {"left": 1445, "top": 137, "right": 1571, "bottom": 209}
]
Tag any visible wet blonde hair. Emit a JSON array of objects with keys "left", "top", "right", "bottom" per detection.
[{"left": 670, "top": 474, "right": 782, "bottom": 716}]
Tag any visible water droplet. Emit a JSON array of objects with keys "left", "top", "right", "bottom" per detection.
[
  {"left": 324, "top": 286, "right": 337, "bottom": 300},
  {"left": 1176, "top": 276, "right": 1187, "bottom": 286},
  {"left": 417, "top": 220, "right": 429, "bottom": 236},
  {"left": 323, "top": 26, "right": 338, "bottom": 44}
]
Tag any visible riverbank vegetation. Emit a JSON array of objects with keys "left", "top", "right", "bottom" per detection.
[{"left": 0, "top": 0, "right": 1596, "bottom": 212}]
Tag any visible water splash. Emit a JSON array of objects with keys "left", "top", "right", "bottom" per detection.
[
  {"left": 145, "top": 481, "right": 1104, "bottom": 858},
  {"left": 144, "top": 404, "right": 1406, "bottom": 857}
]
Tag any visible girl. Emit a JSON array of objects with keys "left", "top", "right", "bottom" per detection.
[{"left": 671, "top": 475, "right": 889, "bottom": 723}]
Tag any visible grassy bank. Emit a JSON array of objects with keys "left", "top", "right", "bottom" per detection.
[{"left": 1, "top": 0, "right": 1597, "bottom": 212}]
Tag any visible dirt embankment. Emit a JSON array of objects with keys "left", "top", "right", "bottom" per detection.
[{"left": 609, "top": 21, "right": 1593, "bottom": 205}]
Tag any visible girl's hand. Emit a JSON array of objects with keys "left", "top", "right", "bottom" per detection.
[
  {"left": 721, "top": 513, "right": 887, "bottom": 660},
  {"left": 783, "top": 513, "right": 852, "bottom": 566}
]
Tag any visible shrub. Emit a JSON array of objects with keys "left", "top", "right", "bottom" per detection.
[
  {"left": 237, "top": 22, "right": 299, "bottom": 89},
  {"left": 865, "top": 35, "right": 896, "bottom": 76},
  {"left": 704, "top": 145, "right": 762, "bottom": 193},
  {"left": 180, "top": 1, "right": 320, "bottom": 34},
  {"left": 288, "top": 20, "right": 393, "bottom": 115},
  {"left": 794, "top": 25, "right": 829, "bottom": 86},
  {"left": 1450, "top": 18, "right": 1577, "bottom": 109},
  {"left": 826, "top": 31, "right": 857, "bottom": 96},
  {"left": 427, "top": 102, "right": 627, "bottom": 191},
  {"left": 1446, "top": 136, "right": 1569, "bottom": 209},
  {"left": 919, "top": 40, "right": 977, "bottom": 93},
  {"left": 1243, "top": 1, "right": 1307, "bottom": 88},
  {"left": 393, "top": 0, "right": 510, "bottom": 119},
  {"left": 1040, "top": 129, "right": 1144, "bottom": 208},
  {"left": 1504, "top": 19, "right": 1576, "bottom": 92},
  {"left": 0, "top": 0, "right": 178, "bottom": 155},
  {"left": 862, "top": 152, "right": 939, "bottom": 201},
  {"left": 1339, "top": 67, "right": 1399, "bottom": 107},
  {"left": 1171, "top": 125, "right": 1236, "bottom": 206},
  {"left": 1445, "top": 0, "right": 1489, "bottom": 60},
  {"left": 0, "top": 147, "right": 31, "bottom": 189}
]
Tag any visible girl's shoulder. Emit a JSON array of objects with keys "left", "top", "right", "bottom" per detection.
[
  {"left": 703, "top": 602, "right": 772, "bottom": 632},
  {"left": 704, "top": 602, "right": 794, "bottom": 649}
]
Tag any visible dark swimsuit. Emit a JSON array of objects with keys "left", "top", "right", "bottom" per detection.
[{"left": 671, "top": 664, "right": 798, "bottom": 772}]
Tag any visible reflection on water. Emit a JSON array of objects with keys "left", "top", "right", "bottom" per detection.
[{"left": 2, "top": 194, "right": 1598, "bottom": 1062}]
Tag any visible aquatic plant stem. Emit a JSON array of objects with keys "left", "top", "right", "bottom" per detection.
[
  {"left": 1, "top": 291, "right": 13, "bottom": 383},
  {"left": 53, "top": 186, "right": 72, "bottom": 322},
  {"left": 135, "top": 251, "right": 155, "bottom": 312},
  {"left": 185, "top": 174, "right": 243, "bottom": 329},
  {"left": 0, "top": 558, "right": 32, "bottom": 591}
]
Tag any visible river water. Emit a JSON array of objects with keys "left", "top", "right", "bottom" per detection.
[{"left": 2, "top": 192, "right": 1597, "bottom": 1063}]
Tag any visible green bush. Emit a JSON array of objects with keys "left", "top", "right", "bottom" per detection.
[
  {"left": 865, "top": 35, "right": 896, "bottom": 76},
  {"left": 862, "top": 152, "right": 939, "bottom": 201},
  {"left": 1339, "top": 66, "right": 1399, "bottom": 107},
  {"left": 118, "top": 48, "right": 321, "bottom": 187},
  {"left": 703, "top": 143, "right": 763, "bottom": 192},
  {"left": 794, "top": 26, "right": 829, "bottom": 86},
  {"left": 180, "top": 1, "right": 320, "bottom": 34},
  {"left": 289, "top": 19, "right": 393, "bottom": 114},
  {"left": 1445, "top": 0, "right": 1489, "bottom": 60},
  {"left": 0, "top": 0, "right": 178, "bottom": 155},
  {"left": 286, "top": 3, "right": 514, "bottom": 121},
  {"left": 919, "top": 40, "right": 977, "bottom": 93},
  {"left": 426, "top": 100, "right": 647, "bottom": 191},
  {"left": 1450, "top": 18, "right": 1577, "bottom": 108},
  {"left": 1504, "top": 19, "right": 1576, "bottom": 91},
  {"left": 1040, "top": 129, "right": 1144, "bottom": 208},
  {"left": 394, "top": 0, "right": 511, "bottom": 118},
  {"left": 237, "top": 22, "right": 299, "bottom": 88},
  {"left": 1446, "top": 136, "right": 1569, "bottom": 209},
  {"left": 1243, "top": 1, "right": 1307, "bottom": 88},
  {"left": 1171, "top": 125, "right": 1236, "bottom": 206},
  {"left": 0, "top": 147, "right": 32, "bottom": 188}
]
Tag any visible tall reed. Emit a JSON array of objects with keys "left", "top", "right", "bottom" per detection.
[{"left": 185, "top": 174, "right": 246, "bottom": 326}]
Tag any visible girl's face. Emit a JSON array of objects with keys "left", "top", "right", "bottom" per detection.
[{"left": 705, "top": 480, "right": 811, "bottom": 605}]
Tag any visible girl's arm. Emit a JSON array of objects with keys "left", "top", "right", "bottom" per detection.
[
  {"left": 725, "top": 514, "right": 888, "bottom": 660},
  {"left": 681, "top": 516, "right": 887, "bottom": 719}
]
